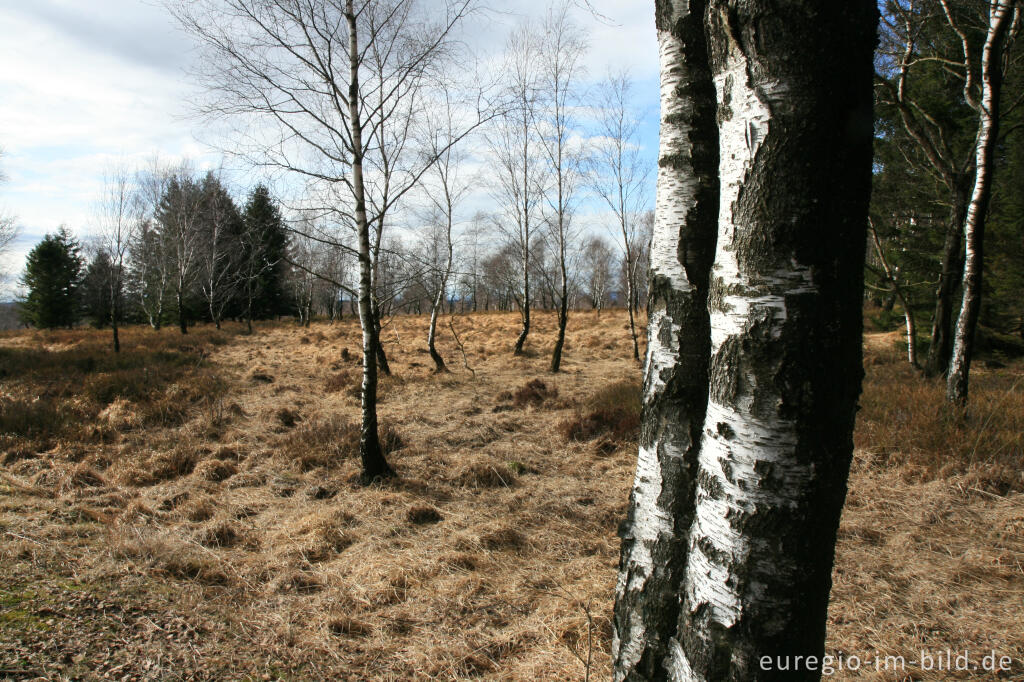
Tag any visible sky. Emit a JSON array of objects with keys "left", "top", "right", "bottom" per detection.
[{"left": 0, "top": 0, "right": 660, "bottom": 298}]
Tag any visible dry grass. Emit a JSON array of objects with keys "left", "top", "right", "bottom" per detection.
[{"left": 0, "top": 310, "right": 1021, "bottom": 680}]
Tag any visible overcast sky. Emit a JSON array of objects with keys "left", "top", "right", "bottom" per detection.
[{"left": 0, "top": 0, "right": 659, "bottom": 296}]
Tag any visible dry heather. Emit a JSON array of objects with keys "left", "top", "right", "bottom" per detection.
[{"left": 0, "top": 311, "right": 1021, "bottom": 680}]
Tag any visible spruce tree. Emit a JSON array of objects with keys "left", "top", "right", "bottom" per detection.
[
  {"left": 19, "top": 227, "right": 84, "bottom": 329},
  {"left": 241, "top": 185, "right": 289, "bottom": 319}
]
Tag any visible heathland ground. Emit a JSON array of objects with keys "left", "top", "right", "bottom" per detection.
[{"left": 0, "top": 310, "right": 1021, "bottom": 680}]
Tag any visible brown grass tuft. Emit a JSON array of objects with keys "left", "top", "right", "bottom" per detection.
[
  {"left": 511, "top": 378, "right": 558, "bottom": 407},
  {"left": 327, "top": 616, "right": 373, "bottom": 637},
  {"left": 194, "top": 520, "right": 241, "bottom": 548},
  {"left": 61, "top": 462, "right": 106, "bottom": 491},
  {"left": 269, "top": 570, "right": 322, "bottom": 594},
  {"left": 193, "top": 459, "right": 238, "bottom": 483},
  {"left": 453, "top": 462, "right": 517, "bottom": 488},
  {"left": 559, "top": 379, "right": 641, "bottom": 444},
  {"left": 280, "top": 417, "right": 359, "bottom": 471},
  {"left": 179, "top": 495, "right": 216, "bottom": 522},
  {"left": 406, "top": 505, "right": 443, "bottom": 525},
  {"left": 324, "top": 371, "right": 352, "bottom": 393},
  {"left": 479, "top": 528, "right": 527, "bottom": 551},
  {"left": 248, "top": 368, "right": 274, "bottom": 383},
  {"left": 275, "top": 407, "right": 302, "bottom": 429}
]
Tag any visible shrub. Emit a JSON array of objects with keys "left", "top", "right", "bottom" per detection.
[
  {"left": 511, "top": 379, "right": 558, "bottom": 408},
  {"left": 559, "top": 379, "right": 641, "bottom": 444}
]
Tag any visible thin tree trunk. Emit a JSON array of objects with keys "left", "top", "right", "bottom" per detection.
[
  {"left": 347, "top": 0, "right": 393, "bottom": 484},
  {"left": 625, "top": 249, "right": 640, "bottom": 361},
  {"left": 947, "top": 0, "right": 1018, "bottom": 405},
  {"left": 429, "top": 218, "right": 454, "bottom": 373},
  {"left": 373, "top": 309, "right": 391, "bottom": 376},
  {"left": 924, "top": 188, "right": 968, "bottom": 377},
  {"left": 870, "top": 219, "right": 918, "bottom": 367},
  {"left": 664, "top": 4, "right": 874, "bottom": 679},
  {"left": 110, "top": 276, "right": 121, "bottom": 353},
  {"left": 612, "top": 1, "right": 718, "bottom": 678},
  {"left": 550, "top": 259, "right": 569, "bottom": 372},
  {"left": 514, "top": 255, "right": 531, "bottom": 354},
  {"left": 177, "top": 289, "right": 188, "bottom": 335}
]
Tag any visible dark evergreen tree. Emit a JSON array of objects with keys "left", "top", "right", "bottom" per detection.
[
  {"left": 241, "top": 185, "right": 289, "bottom": 320},
  {"left": 198, "top": 173, "right": 244, "bottom": 328},
  {"left": 18, "top": 227, "right": 84, "bottom": 329}
]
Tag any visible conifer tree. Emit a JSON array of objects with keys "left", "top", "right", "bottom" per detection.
[
  {"left": 241, "top": 185, "right": 289, "bottom": 321},
  {"left": 19, "top": 227, "right": 84, "bottom": 329}
]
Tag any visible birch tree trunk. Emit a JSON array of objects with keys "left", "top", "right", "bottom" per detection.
[
  {"left": 514, "top": 243, "right": 531, "bottom": 354},
  {"left": 870, "top": 219, "right": 918, "bottom": 367},
  {"left": 665, "top": 3, "right": 875, "bottom": 679},
  {"left": 612, "top": 1, "right": 719, "bottom": 677},
  {"left": 428, "top": 212, "right": 454, "bottom": 374},
  {"left": 946, "top": 0, "right": 1020, "bottom": 405},
  {"left": 347, "top": 0, "right": 393, "bottom": 484}
]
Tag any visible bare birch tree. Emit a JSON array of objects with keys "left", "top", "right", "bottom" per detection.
[
  {"left": 488, "top": 21, "right": 544, "bottom": 355},
  {"left": 869, "top": 217, "right": 919, "bottom": 367},
  {"left": 946, "top": 0, "right": 1022, "bottom": 404},
  {"left": 613, "top": 1, "right": 719, "bottom": 676},
  {"left": 420, "top": 92, "right": 472, "bottom": 373},
  {"left": 168, "top": 0, "right": 483, "bottom": 482},
  {"left": 157, "top": 170, "right": 207, "bottom": 335},
  {"left": 614, "top": 1, "right": 876, "bottom": 679},
  {"left": 581, "top": 235, "right": 613, "bottom": 312},
  {"left": 131, "top": 159, "right": 175, "bottom": 330},
  {"left": 538, "top": 1, "right": 587, "bottom": 373},
  {"left": 0, "top": 150, "right": 18, "bottom": 275},
  {"left": 95, "top": 166, "right": 141, "bottom": 352},
  {"left": 591, "top": 70, "right": 650, "bottom": 361},
  {"left": 198, "top": 171, "right": 242, "bottom": 330}
]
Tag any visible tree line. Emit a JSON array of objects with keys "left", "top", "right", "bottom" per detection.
[
  {"left": 16, "top": 167, "right": 653, "bottom": 337},
  {"left": 18, "top": 167, "right": 291, "bottom": 342}
]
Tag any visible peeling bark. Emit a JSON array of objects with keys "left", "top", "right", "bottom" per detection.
[
  {"left": 665, "top": 3, "right": 875, "bottom": 680},
  {"left": 612, "top": 1, "right": 718, "bottom": 678}
]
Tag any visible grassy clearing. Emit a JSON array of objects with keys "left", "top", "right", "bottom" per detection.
[{"left": 0, "top": 311, "right": 1021, "bottom": 680}]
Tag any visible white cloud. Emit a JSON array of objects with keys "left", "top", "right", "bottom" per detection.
[{"left": 0, "top": 0, "right": 660, "bottom": 299}]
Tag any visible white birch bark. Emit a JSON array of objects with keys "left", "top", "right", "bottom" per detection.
[
  {"left": 613, "top": 1, "right": 718, "bottom": 678},
  {"left": 947, "top": 0, "right": 1020, "bottom": 404},
  {"left": 665, "top": 2, "right": 875, "bottom": 679}
]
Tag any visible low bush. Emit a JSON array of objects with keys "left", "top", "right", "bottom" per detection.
[
  {"left": 559, "top": 379, "right": 641, "bottom": 444},
  {"left": 509, "top": 379, "right": 558, "bottom": 408}
]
